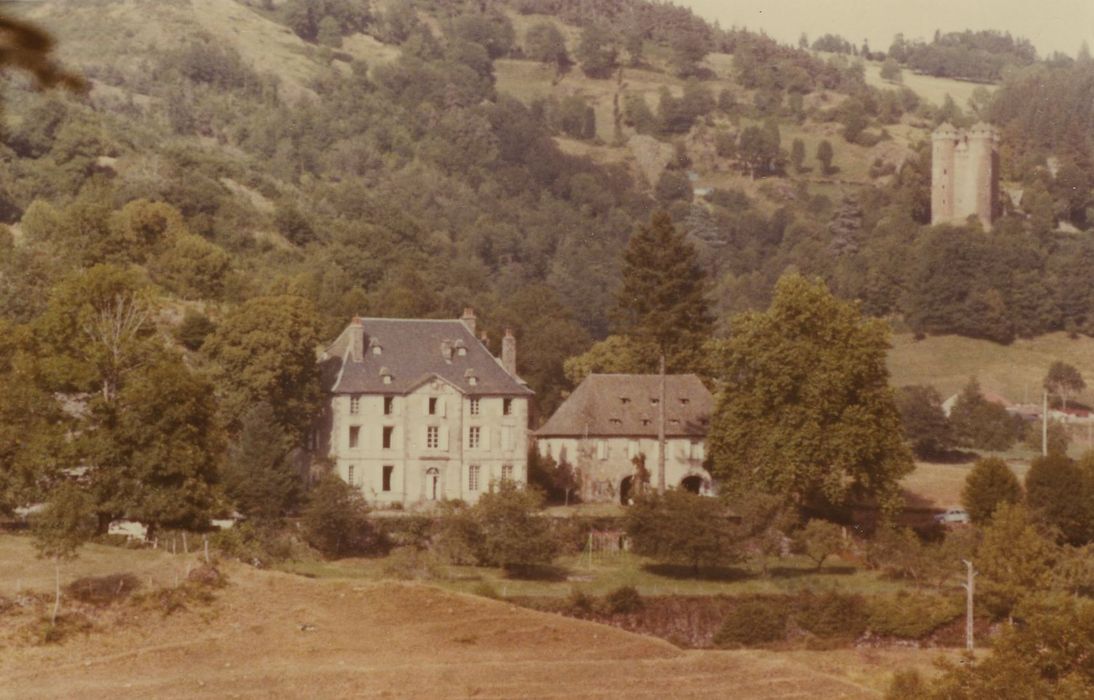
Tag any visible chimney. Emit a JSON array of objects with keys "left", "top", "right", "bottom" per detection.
[
  {"left": 460, "top": 307, "right": 476, "bottom": 336},
  {"left": 348, "top": 317, "right": 364, "bottom": 363},
  {"left": 502, "top": 328, "right": 517, "bottom": 377}
]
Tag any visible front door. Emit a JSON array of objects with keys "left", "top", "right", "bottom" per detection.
[{"left": 426, "top": 467, "right": 440, "bottom": 500}]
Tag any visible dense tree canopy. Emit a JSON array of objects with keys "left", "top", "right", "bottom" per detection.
[{"left": 709, "top": 275, "right": 913, "bottom": 515}]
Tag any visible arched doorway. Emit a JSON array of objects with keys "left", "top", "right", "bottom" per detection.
[
  {"left": 426, "top": 467, "right": 440, "bottom": 500},
  {"left": 619, "top": 475, "right": 634, "bottom": 505},
  {"left": 681, "top": 475, "right": 704, "bottom": 494}
]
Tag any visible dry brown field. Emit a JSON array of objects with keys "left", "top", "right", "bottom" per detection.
[{"left": 0, "top": 536, "right": 955, "bottom": 699}]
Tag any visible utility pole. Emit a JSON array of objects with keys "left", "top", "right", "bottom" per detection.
[
  {"left": 658, "top": 354, "right": 666, "bottom": 494},
  {"left": 1042, "top": 390, "right": 1049, "bottom": 457},
  {"left": 962, "top": 559, "right": 977, "bottom": 652}
]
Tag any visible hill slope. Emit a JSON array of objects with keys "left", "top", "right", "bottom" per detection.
[{"left": 0, "top": 537, "right": 891, "bottom": 699}]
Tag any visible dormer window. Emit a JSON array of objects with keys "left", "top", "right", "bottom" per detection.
[
  {"left": 679, "top": 398, "right": 690, "bottom": 405},
  {"left": 650, "top": 398, "right": 659, "bottom": 406},
  {"left": 641, "top": 419, "right": 651, "bottom": 427},
  {"left": 610, "top": 418, "right": 622, "bottom": 425},
  {"left": 372, "top": 345, "right": 382, "bottom": 355},
  {"left": 457, "top": 347, "right": 467, "bottom": 357},
  {"left": 464, "top": 368, "right": 477, "bottom": 386},
  {"left": 620, "top": 397, "right": 631, "bottom": 405},
  {"left": 383, "top": 375, "right": 392, "bottom": 385},
  {"left": 380, "top": 366, "right": 392, "bottom": 385}
]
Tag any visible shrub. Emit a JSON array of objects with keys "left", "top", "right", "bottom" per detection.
[
  {"left": 302, "top": 473, "right": 384, "bottom": 558},
  {"left": 380, "top": 515, "right": 435, "bottom": 550},
  {"left": 866, "top": 593, "right": 962, "bottom": 639},
  {"left": 568, "top": 586, "right": 595, "bottom": 616},
  {"left": 65, "top": 574, "right": 140, "bottom": 606},
  {"left": 713, "top": 598, "right": 787, "bottom": 647},
  {"left": 604, "top": 585, "right": 643, "bottom": 614},
  {"left": 794, "top": 591, "right": 867, "bottom": 639}
]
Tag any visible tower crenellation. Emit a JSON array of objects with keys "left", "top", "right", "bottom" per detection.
[{"left": 931, "top": 122, "right": 999, "bottom": 229}]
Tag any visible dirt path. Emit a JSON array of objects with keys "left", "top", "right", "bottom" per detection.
[{"left": 0, "top": 567, "right": 881, "bottom": 699}]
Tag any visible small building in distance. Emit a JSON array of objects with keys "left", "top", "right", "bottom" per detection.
[
  {"left": 535, "top": 374, "right": 714, "bottom": 504},
  {"left": 931, "top": 121, "right": 1000, "bottom": 229},
  {"left": 317, "top": 309, "right": 533, "bottom": 508}
]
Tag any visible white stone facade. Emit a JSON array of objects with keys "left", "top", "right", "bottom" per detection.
[{"left": 326, "top": 380, "right": 529, "bottom": 506}]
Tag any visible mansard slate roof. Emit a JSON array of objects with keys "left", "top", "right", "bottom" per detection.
[
  {"left": 537, "top": 374, "right": 713, "bottom": 439},
  {"left": 323, "top": 318, "right": 532, "bottom": 396}
]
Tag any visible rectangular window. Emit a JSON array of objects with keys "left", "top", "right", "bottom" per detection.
[
  {"left": 349, "top": 395, "right": 361, "bottom": 415},
  {"left": 347, "top": 464, "right": 355, "bottom": 485},
  {"left": 468, "top": 464, "right": 480, "bottom": 491},
  {"left": 503, "top": 398, "right": 513, "bottom": 416},
  {"left": 470, "top": 397, "right": 480, "bottom": 415},
  {"left": 469, "top": 426, "right": 481, "bottom": 449},
  {"left": 383, "top": 426, "right": 394, "bottom": 449},
  {"left": 382, "top": 465, "right": 394, "bottom": 492},
  {"left": 428, "top": 397, "right": 438, "bottom": 415},
  {"left": 501, "top": 426, "right": 513, "bottom": 450},
  {"left": 349, "top": 426, "right": 360, "bottom": 448},
  {"left": 384, "top": 396, "right": 394, "bottom": 415},
  {"left": 427, "top": 426, "right": 439, "bottom": 449},
  {"left": 501, "top": 464, "right": 513, "bottom": 481}
]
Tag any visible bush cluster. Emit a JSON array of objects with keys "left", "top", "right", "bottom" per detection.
[{"left": 714, "top": 598, "right": 788, "bottom": 647}]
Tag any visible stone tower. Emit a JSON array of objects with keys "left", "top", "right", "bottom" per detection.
[{"left": 931, "top": 122, "right": 999, "bottom": 229}]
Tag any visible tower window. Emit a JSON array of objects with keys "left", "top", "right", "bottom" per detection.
[
  {"left": 384, "top": 396, "right": 394, "bottom": 415},
  {"left": 382, "top": 465, "right": 394, "bottom": 492},
  {"left": 428, "top": 397, "right": 438, "bottom": 415},
  {"left": 349, "top": 395, "right": 360, "bottom": 415},
  {"left": 349, "top": 426, "right": 360, "bottom": 448},
  {"left": 470, "top": 398, "right": 480, "bottom": 415},
  {"left": 383, "top": 426, "right": 394, "bottom": 449}
]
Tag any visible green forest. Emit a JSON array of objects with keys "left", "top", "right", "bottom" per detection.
[{"left": 1, "top": 0, "right": 1094, "bottom": 517}]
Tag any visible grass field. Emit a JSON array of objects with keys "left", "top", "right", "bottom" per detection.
[
  {"left": 0, "top": 535, "right": 951, "bottom": 698},
  {"left": 862, "top": 61, "right": 995, "bottom": 108},
  {"left": 282, "top": 550, "right": 913, "bottom": 600},
  {"left": 888, "top": 332, "right": 1094, "bottom": 408}
]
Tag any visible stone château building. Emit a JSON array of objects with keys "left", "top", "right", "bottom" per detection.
[
  {"left": 931, "top": 121, "right": 999, "bottom": 229},
  {"left": 317, "top": 309, "right": 532, "bottom": 507},
  {"left": 535, "top": 374, "right": 714, "bottom": 504}
]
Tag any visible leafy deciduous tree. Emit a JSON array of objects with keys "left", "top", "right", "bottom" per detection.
[
  {"left": 961, "top": 457, "right": 1022, "bottom": 525},
  {"left": 709, "top": 275, "right": 913, "bottom": 515}
]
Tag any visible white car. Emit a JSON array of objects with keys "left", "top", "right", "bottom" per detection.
[{"left": 934, "top": 508, "right": 970, "bottom": 525}]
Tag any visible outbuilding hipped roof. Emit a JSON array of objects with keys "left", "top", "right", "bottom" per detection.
[
  {"left": 323, "top": 318, "right": 532, "bottom": 396},
  {"left": 537, "top": 374, "right": 712, "bottom": 438}
]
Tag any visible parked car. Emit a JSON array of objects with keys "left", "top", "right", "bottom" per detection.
[{"left": 934, "top": 508, "right": 970, "bottom": 525}]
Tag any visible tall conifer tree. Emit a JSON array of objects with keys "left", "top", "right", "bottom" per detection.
[{"left": 614, "top": 211, "right": 712, "bottom": 374}]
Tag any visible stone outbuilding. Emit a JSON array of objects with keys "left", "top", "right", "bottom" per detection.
[{"left": 535, "top": 373, "right": 714, "bottom": 504}]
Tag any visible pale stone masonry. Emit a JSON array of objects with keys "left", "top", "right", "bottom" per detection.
[
  {"left": 317, "top": 309, "right": 532, "bottom": 507},
  {"left": 931, "top": 121, "right": 999, "bottom": 229},
  {"left": 535, "top": 374, "right": 714, "bottom": 504}
]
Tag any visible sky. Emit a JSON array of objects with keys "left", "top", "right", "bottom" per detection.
[{"left": 678, "top": 0, "right": 1094, "bottom": 58}]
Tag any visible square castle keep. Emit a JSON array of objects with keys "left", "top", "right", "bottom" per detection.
[{"left": 931, "top": 122, "right": 1000, "bottom": 229}]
